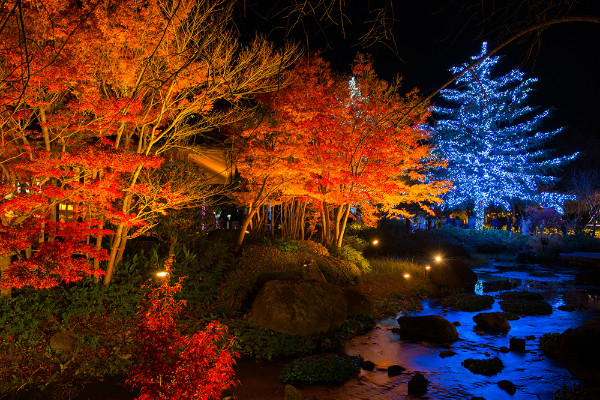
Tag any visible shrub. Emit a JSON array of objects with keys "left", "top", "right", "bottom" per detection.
[
  {"left": 127, "top": 258, "right": 237, "bottom": 400},
  {"left": 441, "top": 294, "right": 495, "bottom": 311},
  {"left": 279, "top": 354, "right": 363, "bottom": 384},
  {"left": 330, "top": 244, "right": 371, "bottom": 273},
  {"left": 0, "top": 273, "right": 145, "bottom": 395},
  {"left": 342, "top": 235, "right": 370, "bottom": 253}
]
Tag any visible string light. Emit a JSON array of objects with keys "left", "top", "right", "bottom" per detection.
[{"left": 432, "top": 42, "right": 577, "bottom": 228}]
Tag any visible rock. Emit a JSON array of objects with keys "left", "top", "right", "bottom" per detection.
[
  {"left": 49, "top": 330, "right": 76, "bottom": 352},
  {"left": 471, "top": 397, "right": 486, "bottom": 400},
  {"left": 499, "top": 346, "right": 510, "bottom": 353},
  {"left": 396, "top": 315, "right": 459, "bottom": 343},
  {"left": 575, "top": 270, "right": 600, "bottom": 286},
  {"left": 483, "top": 279, "right": 518, "bottom": 292},
  {"left": 439, "top": 350, "right": 456, "bottom": 358},
  {"left": 516, "top": 250, "right": 541, "bottom": 263},
  {"left": 473, "top": 312, "right": 511, "bottom": 333},
  {"left": 342, "top": 287, "right": 374, "bottom": 317},
  {"left": 462, "top": 357, "right": 504, "bottom": 376},
  {"left": 555, "top": 320, "right": 600, "bottom": 382},
  {"left": 407, "top": 372, "right": 429, "bottom": 395},
  {"left": 499, "top": 291, "right": 552, "bottom": 316},
  {"left": 558, "top": 305, "right": 576, "bottom": 312},
  {"left": 387, "top": 365, "right": 406, "bottom": 377},
  {"left": 284, "top": 384, "right": 304, "bottom": 400},
  {"left": 248, "top": 280, "right": 348, "bottom": 335},
  {"left": 428, "top": 258, "right": 478, "bottom": 291},
  {"left": 442, "top": 293, "right": 495, "bottom": 311},
  {"left": 453, "top": 321, "right": 461, "bottom": 326},
  {"left": 484, "top": 352, "right": 490, "bottom": 357},
  {"left": 497, "top": 380, "right": 517, "bottom": 395},
  {"left": 526, "top": 335, "right": 536, "bottom": 340},
  {"left": 301, "top": 259, "right": 327, "bottom": 282},
  {"left": 361, "top": 360, "right": 375, "bottom": 371},
  {"left": 510, "top": 338, "right": 526, "bottom": 352}
]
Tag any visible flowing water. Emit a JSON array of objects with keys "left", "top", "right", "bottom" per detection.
[{"left": 234, "top": 261, "right": 600, "bottom": 400}]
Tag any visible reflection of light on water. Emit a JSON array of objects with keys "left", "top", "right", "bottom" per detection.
[{"left": 474, "top": 280, "right": 484, "bottom": 295}]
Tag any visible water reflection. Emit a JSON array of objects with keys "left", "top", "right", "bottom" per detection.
[{"left": 235, "top": 261, "right": 600, "bottom": 399}]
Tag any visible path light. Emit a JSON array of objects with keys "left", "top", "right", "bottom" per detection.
[
  {"left": 425, "top": 265, "right": 431, "bottom": 271},
  {"left": 435, "top": 255, "right": 443, "bottom": 263},
  {"left": 156, "top": 271, "right": 169, "bottom": 278},
  {"left": 372, "top": 239, "right": 379, "bottom": 245},
  {"left": 403, "top": 273, "right": 411, "bottom": 279}
]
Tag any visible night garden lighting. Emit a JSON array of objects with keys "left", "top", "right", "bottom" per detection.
[{"left": 432, "top": 42, "right": 577, "bottom": 228}]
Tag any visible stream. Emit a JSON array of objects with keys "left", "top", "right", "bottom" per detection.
[{"left": 233, "top": 261, "right": 600, "bottom": 400}]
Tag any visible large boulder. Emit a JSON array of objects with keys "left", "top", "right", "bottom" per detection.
[
  {"left": 555, "top": 320, "right": 600, "bottom": 382},
  {"left": 342, "top": 287, "right": 373, "bottom": 317},
  {"left": 428, "top": 258, "right": 478, "bottom": 291},
  {"left": 249, "top": 280, "right": 349, "bottom": 336},
  {"left": 473, "top": 312, "right": 511, "bottom": 333},
  {"left": 396, "top": 315, "right": 459, "bottom": 343}
]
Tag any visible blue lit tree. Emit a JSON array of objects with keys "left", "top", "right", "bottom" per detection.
[{"left": 432, "top": 42, "right": 576, "bottom": 229}]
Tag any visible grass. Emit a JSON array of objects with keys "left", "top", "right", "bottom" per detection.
[{"left": 357, "top": 258, "right": 436, "bottom": 318}]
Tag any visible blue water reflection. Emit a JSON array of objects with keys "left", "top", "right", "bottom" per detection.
[{"left": 302, "top": 260, "right": 600, "bottom": 400}]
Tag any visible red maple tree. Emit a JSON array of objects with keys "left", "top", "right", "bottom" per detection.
[
  {"left": 232, "top": 55, "right": 450, "bottom": 249},
  {"left": 0, "top": 0, "right": 297, "bottom": 290}
]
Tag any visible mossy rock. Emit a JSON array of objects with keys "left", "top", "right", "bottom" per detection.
[
  {"left": 499, "top": 299, "right": 553, "bottom": 315},
  {"left": 280, "top": 354, "right": 363, "bottom": 384},
  {"left": 442, "top": 294, "right": 495, "bottom": 312},
  {"left": 316, "top": 256, "right": 362, "bottom": 285},
  {"left": 461, "top": 357, "right": 504, "bottom": 376},
  {"left": 498, "top": 291, "right": 544, "bottom": 301},
  {"left": 539, "top": 332, "right": 560, "bottom": 357},
  {"left": 502, "top": 312, "right": 520, "bottom": 321}
]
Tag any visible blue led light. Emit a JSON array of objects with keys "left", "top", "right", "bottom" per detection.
[{"left": 431, "top": 43, "right": 577, "bottom": 228}]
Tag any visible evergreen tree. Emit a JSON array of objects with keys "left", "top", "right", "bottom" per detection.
[{"left": 432, "top": 42, "right": 576, "bottom": 229}]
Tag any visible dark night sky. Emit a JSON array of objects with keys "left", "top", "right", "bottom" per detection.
[{"left": 236, "top": 0, "right": 600, "bottom": 175}]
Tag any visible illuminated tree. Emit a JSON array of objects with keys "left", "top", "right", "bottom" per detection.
[
  {"left": 0, "top": 0, "right": 297, "bottom": 289},
  {"left": 432, "top": 42, "right": 576, "bottom": 229},
  {"left": 233, "top": 55, "right": 448, "bottom": 250}
]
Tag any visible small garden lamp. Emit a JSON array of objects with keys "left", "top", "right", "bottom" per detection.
[
  {"left": 435, "top": 255, "right": 442, "bottom": 263},
  {"left": 403, "top": 273, "right": 411, "bottom": 279},
  {"left": 372, "top": 239, "right": 379, "bottom": 245},
  {"left": 156, "top": 271, "right": 169, "bottom": 278}
]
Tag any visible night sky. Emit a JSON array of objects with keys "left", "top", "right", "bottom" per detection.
[{"left": 236, "top": 0, "right": 600, "bottom": 177}]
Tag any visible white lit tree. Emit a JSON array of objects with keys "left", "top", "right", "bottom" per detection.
[{"left": 432, "top": 42, "right": 577, "bottom": 229}]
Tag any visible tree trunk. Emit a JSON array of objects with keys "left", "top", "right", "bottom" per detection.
[
  {"left": 103, "top": 223, "right": 124, "bottom": 285},
  {"left": 321, "top": 200, "right": 331, "bottom": 245},
  {"left": 335, "top": 204, "right": 352, "bottom": 248},
  {"left": 473, "top": 200, "right": 485, "bottom": 230},
  {"left": 235, "top": 207, "right": 259, "bottom": 254},
  {"left": 0, "top": 254, "right": 11, "bottom": 296}
]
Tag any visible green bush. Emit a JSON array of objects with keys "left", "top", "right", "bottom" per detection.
[
  {"left": 330, "top": 244, "right": 371, "bottom": 273},
  {"left": 0, "top": 275, "right": 145, "bottom": 395},
  {"left": 279, "top": 354, "right": 363, "bottom": 384},
  {"left": 441, "top": 294, "right": 495, "bottom": 311},
  {"left": 342, "top": 235, "right": 370, "bottom": 253}
]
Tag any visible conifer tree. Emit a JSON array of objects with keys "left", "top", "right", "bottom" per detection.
[{"left": 432, "top": 42, "right": 576, "bottom": 228}]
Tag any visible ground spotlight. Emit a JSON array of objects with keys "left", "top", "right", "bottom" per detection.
[
  {"left": 156, "top": 271, "right": 169, "bottom": 277},
  {"left": 403, "top": 273, "right": 411, "bottom": 279},
  {"left": 425, "top": 265, "right": 431, "bottom": 271},
  {"left": 372, "top": 239, "right": 379, "bottom": 245},
  {"left": 435, "top": 255, "right": 442, "bottom": 263}
]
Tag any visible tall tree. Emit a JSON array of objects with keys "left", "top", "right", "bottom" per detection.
[
  {"left": 233, "top": 55, "right": 448, "bottom": 250},
  {"left": 432, "top": 42, "right": 576, "bottom": 229}
]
